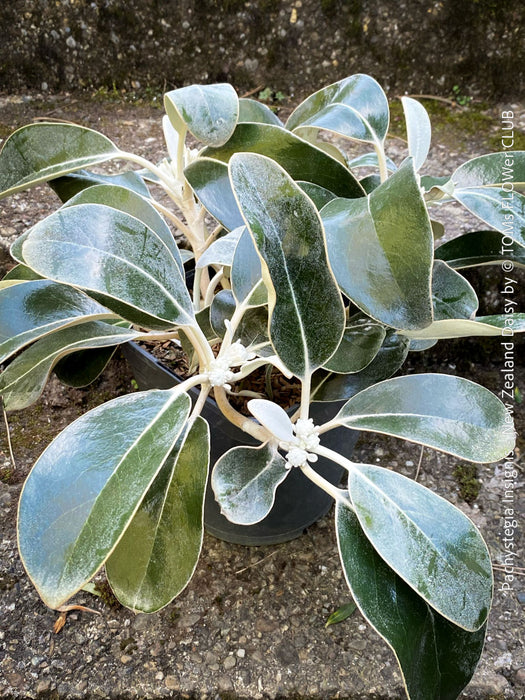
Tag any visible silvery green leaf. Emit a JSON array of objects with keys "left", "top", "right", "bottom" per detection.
[
  {"left": 435, "top": 230, "right": 525, "bottom": 268},
  {"left": 322, "top": 158, "right": 433, "bottom": 330},
  {"left": 431, "top": 260, "right": 478, "bottom": 320},
  {"left": 287, "top": 74, "right": 389, "bottom": 146},
  {"left": 164, "top": 83, "right": 238, "bottom": 146},
  {"left": 0, "top": 123, "right": 121, "bottom": 198},
  {"left": 401, "top": 97, "right": 431, "bottom": 172},
  {"left": 0, "top": 279, "right": 117, "bottom": 363},
  {"left": 106, "top": 416, "right": 209, "bottom": 612},
  {"left": 203, "top": 122, "right": 364, "bottom": 199},
  {"left": 452, "top": 187, "right": 525, "bottom": 246},
  {"left": 334, "top": 373, "right": 515, "bottom": 462},
  {"left": 231, "top": 227, "right": 267, "bottom": 307},
  {"left": 212, "top": 443, "right": 288, "bottom": 525},
  {"left": 247, "top": 399, "right": 294, "bottom": 443},
  {"left": 230, "top": 153, "right": 345, "bottom": 379},
  {"left": 17, "top": 390, "right": 191, "bottom": 609},
  {"left": 185, "top": 158, "right": 245, "bottom": 231},
  {"left": 238, "top": 98, "right": 283, "bottom": 126},
  {"left": 196, "top": 226, "right": 245, "bottom": 269},
  {"left": 346, "top": 464, "right": 493, "bottom": 631},
  {"left": 336, "top": 504, "right": 487, "bottom": 698},
  {"left": 452, "top": 152, "right": 525, "bottom": 189},
  {"left": 162, "top": 114, "right": 180, "bottom": 163},
  {"left": 63, "top": 184, "right": 184, "bottom": 274},
  {"left": 21, "top": 203, "right": 196, "bottom": 331}
]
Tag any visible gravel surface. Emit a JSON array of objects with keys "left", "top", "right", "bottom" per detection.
[{"left": 0, "top": 93, "right": 524, "bottom": 699}]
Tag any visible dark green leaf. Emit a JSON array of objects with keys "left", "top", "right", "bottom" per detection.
[
  {"left": 435, "top": 230, "right": 525, "bottom": 269},
  {"left": 185, "top": 158, "right": 245, "bottom": 231},
  {"left": 231, "top": 227, "right": 267, "bottom": 307},
  {"left": 54, "top": 345, "right": 118, "bottom": 388},
  {"left": 49, "top": 169, "right": 150, "bottom": 203},
  {"left": 336, "top": 504, "right": 487, "bottom": 699},
  {"left": 431, "top": 260, "right": 478, "bottom": 321},
  {"left": 452, "top": 152, "right": 525, "bottom": 189},
  {"left": 203, "top": 122, "right": 364, "bottom": 199},
  {"left": 312, "top": 332, "right": 409, "bottom": 402},
  {"left": 106, "top": 416, "right": 209, "bottom": 612},
  {"left": 17, "top": 389, "right": 192, "bottom": 609},
  {"left": 2, "top": 264, "right": 43, "bottom": 281},
  {"left": 210, "top": 289, "right": 236, "bottom": 337},
  {"left": 297, "top": 181, "right": 338, "bottom": 209},
  {"left": 323, "top": 319, "right": 386, "bottom": 374}
]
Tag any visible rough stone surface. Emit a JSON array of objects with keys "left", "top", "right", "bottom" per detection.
[
  {"left": 0, "top": 0, "right": 524, "bottom": 99},
  {"left": 0, "top": 94, "right": 524, "bottom": 699}
]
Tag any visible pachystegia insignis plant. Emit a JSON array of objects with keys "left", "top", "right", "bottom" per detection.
[{"left": 0, "top": 75, "right": 524, "bottom": 699}]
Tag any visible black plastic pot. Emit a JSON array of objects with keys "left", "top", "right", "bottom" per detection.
[{"left": 122, "top": 342, "right": 359, "bottom": 545}]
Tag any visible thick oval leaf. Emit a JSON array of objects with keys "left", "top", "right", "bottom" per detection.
[
  {"left": 49, "top": 169, "right": 150, "bottom": 203},
  {"left": 238, "top": 98, "right": 283, "bottom": 126},
  {"left": 435, "top": 230, "right": 525, "bottom": 269},
  {"left": 0, "top": 321, "right": 141, "bottom": 410},
  {"left": 185, "top": 158, "right": 245, "bottom": 231},
  {"left": 452, "top": 187, "right": 525, "bottom": 246},
  {"left": 212, "top": 442, "right": 288, "bottom": 525},
  {"left": 323, "top": 319, "right": 386, "bottom": 374},
  {"left": 21, "top": 203, "right": 196, "bottom": 330},
  {"left": 164, "top": 83, "right": 238, "bottom": 147},
  {"left": 196, "top": 226, "right": 245, "bottom": 269},
  {"left": 347, "top": 464, "right": 493, "bottom": 630},
  {"left": 18, "top": 390, "right": 191, "bottom": 609},
  {"left": 401, "top": 313, "right": 525, "bottom": 340},
  {"left": 63, "top": 184, "right": 184, "bottom": 273},
  {"left": 203, "top": 122, "right": 364, "bottom": 199},
  {"left": 287, "top": 74, "right": 389, "bottom": 145},
  {"left": 231, "top": 227, "right": 267, "bottom": 307},
  {"left": 336, "top": 503, "right": 487, "bottom": 699},
  {"left": 452, "top": 152, "right": 525, "bottom": 189},
  {"left": 431, "top": 260, "right": 478, "bottom": 320},
  {"left": 312, "top": 331, "right": 409, "bottom": 402},
  {"left": 230, "top": 153, "right": 345, "bottom": 378},
  {"left": 0, "top": 123, "right": 120, "bottom": 198},
  {"left": 334, "top": 373, "right": 515, "bottom": 462},
  {"left": 322, "top": 159, "right": 434, "bottom": 330},
  {"left": 0, "top": 279, "right": 116, "bottom": 363},
  {"left": 401, "top": 97, "right": 431, "bottom": 172},
  {"left": 106, "top": 416, "right": 209, "bottom": 612}
]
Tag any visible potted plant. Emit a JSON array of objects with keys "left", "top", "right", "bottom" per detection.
[{"left": 0, "top": 74, "right": 523, "bottom": 699}]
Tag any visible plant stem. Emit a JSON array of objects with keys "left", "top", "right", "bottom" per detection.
[
  {"left": 193, "top": 267, "right": 203, "bottom": 312},
  {"left": 119, "top": 151, "right": 175, "bottom": 191},
  {"left": 300, "top": 463, "right": 352, "bottom": 508},
  {"left": 204, "top": 268, "right": 225, "bottom": 307},
  {"left": 214, "top": 386, "right": 268, "bottom": 442},
  {"left": 151, "top": 200, "right": 196, "bottom": 243},
  {"left": 374, "top": 139, "right": 388, "bottom": 183},
  {"left": 299, "top": 374, "right": 311, "bottom": 421},
  {"left": 313, "top": 444, "right": 358, "bottom": 473}
]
